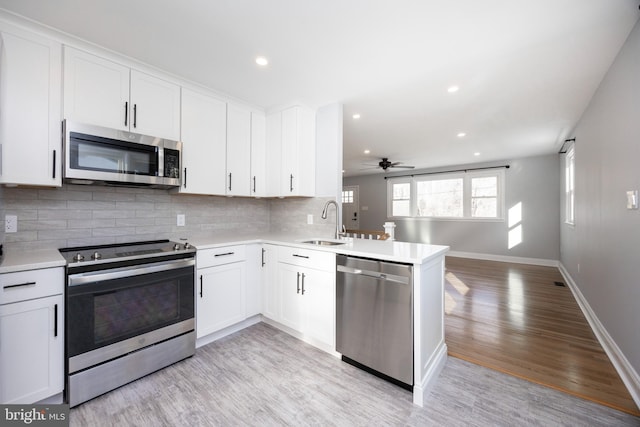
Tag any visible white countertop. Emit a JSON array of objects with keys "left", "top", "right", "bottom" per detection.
[
  {"left": 0, "top": 247, "right": 66, "bottom": 274},
  {"left": 189, "top": 232, "right": 449, "bottom": 265},
  {"left": 0, "top": 233, "right": 448, "bottom": 274}
]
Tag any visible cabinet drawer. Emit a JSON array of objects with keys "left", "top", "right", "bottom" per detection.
[
  {"left": 278, "top": 246, "right": 335, "bottom": 271},
  {"left": 197, "top": 245, "right": 246, "bottom": 269},
  {"left": 0, "top": 267, "right": 64, "bottom": 305}
]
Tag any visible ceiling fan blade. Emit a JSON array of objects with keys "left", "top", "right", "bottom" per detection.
[{"left": 390, "top": 165, "right": 415, "bottom": 169}]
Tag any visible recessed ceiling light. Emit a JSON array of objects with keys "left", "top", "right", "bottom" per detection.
[
  {"left": 364, "top": 149, "right": 370, "bottom": 154},
  {"left": 474, "top": 152, "right": 481, "bottom": 156},
  {"left": 255, "top": 56, "right": 269, "bottom": 66},
  {"left": 447, "top": 85, "right": 459, "bottom": 93},
  {"left": 352, "top": 114, "right": 361, "bottom": 119},
  {"left": 457, "top": 132, "right": 466, "bottom": 138}
]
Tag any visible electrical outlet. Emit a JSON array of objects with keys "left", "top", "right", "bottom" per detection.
[
  {"left": 307, "top": 214, "right": 313, "bottom": 225},
  {"left": 5, "top": 215, "right": 17, "bottom": 233},
  {"left": 177, "top": 214, "right": 185, "bottom": 227}
]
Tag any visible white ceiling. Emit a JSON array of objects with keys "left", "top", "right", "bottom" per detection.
[{"left": 1, "top": 0, "right": 638, "bottom": 176}]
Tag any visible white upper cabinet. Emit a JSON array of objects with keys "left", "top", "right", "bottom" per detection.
[
  {"left": 250, "top": 112, "right": 267, "bottom": 197},
  {"left": 63, "top": 47, "right": 129, "bottom": 131},
  {"left": 266, "top": 105, "right": 316, "bottom": 197},
  {"left": 0, "top": 26, "right": 62, "bottom": 187},
  {"left": 129, "top": 70, "right": 180, "bottom": 140},
  {"left": 63, "top": 47, "right": 180, "bottom": 140},
  {"left": 226, "top": 103, "right": 252, "bottom": 196},
  {"left": 180, "top": 88, "right": 227, "bottom": 195}
]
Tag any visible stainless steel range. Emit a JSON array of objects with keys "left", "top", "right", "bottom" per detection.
[{"left": 59, "top": 240, "right": 196, "bottom": 407}]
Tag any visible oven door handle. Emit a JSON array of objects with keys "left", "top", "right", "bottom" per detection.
[{"left": 68, "top": 258, "right": 195, "bottom": 286}]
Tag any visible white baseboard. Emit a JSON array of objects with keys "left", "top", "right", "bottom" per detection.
[
  {"left": 414, "top": 342, "right": 448, "bottom": 407},
  {"left": 196, "top": 315, "right": 262, "bottom": 349},
  {"left": 558, "top": 263, "right": 640, "bottom": 409},
  {"left": 447, "top": 250, "right": 559, "bottom": 267}
]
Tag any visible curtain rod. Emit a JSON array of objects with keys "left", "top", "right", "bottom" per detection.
[
  {"left": 558, "top": 138, "right": 575, "bottom": 154},
  {"left": 383, "top": 164, "right": 510, "bottom": 180}
]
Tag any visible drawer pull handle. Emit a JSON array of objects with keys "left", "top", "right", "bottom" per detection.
[
  {"left": 214, "top": 252, "right": 235, "bottom": 257},
  {"left": 3, "top": 281, "right": 36, "bottom": 290},
  {"left": 292, "top": 254, "right": 309, "bottom": 259}
]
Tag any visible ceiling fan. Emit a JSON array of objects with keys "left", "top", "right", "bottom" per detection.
[{"left": 363, "top": 157, "right": 415, "bottom": 172}]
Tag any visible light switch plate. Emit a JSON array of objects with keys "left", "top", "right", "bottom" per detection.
[
  {"left": 5, "top": 215, "right": 17, "bottom": 233},
  {"left": 307, "top": 214, "right": 313, "bottom": 225},
  {"left": 626, "top": 190, "right": 638, "bottom": 210}
]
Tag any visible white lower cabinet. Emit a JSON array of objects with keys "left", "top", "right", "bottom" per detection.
[
  {"left": 274, "top": 246, "right": 335, "bottom": 349},
  {"left": 0, "top": 268, "right": 64, "bottom": 404},
  {"left": 196, "top": 247, "right": 246, "bottom": 338},
  {"left": 261, "top": 244, "right": 279, "bottom": 320},
  {"left": 244, "top": 244, "right": 263, "bottom": 318}
]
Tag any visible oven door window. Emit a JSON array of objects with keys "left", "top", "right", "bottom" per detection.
[
  {"left": 69, "top": 132, "right": 159, "bottom": 176},
  {"left": 67, "top": 266, "right": 194, "bottom": 358}
]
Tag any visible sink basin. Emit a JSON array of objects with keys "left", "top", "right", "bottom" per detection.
[{"left": 301, "top": 239, "right": 345, "bottom": 246}]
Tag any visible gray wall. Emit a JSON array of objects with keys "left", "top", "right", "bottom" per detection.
[
  {"left": 344, "top": 154, "right": 560, "bottom": 261},
  {"left": 0, "top": 185, "right": 333, "bottom": 251},
  {"left": 560, "top": 19, "right": 640, "bottom": 374}
]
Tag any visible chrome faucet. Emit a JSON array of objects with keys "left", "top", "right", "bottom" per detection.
[{"left": 321, "top": 199, "right": 341, "bottom": 239}]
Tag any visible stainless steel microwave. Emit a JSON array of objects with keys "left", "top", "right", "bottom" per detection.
[{"left": 63, "top": 120, "right": 181, "bottom": 188}]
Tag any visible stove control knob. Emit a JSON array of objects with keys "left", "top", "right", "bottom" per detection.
[
  {"left": 184, "top": 242, "right": 192, "bottom": 250},
  {"left": 173, "top": 243, "right": 181, "bottom": 251},
  {"left": 91, "top": 251, "right": 102, "bottom": 260},
  {"left": 73, "top": 253, "right": 85, "bottom": 262}
]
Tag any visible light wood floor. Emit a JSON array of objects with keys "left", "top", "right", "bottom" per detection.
[{"left": 444, "top": 256, "right": 640, "bottom": 416}]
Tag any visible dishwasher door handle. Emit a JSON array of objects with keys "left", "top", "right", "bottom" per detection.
[{"left": 336, "top": 265, "right": 410, "bottom": 285}]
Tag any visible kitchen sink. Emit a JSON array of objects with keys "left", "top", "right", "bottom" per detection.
[{"left": 301, "top": 239, "right": 346, "bottom": 246}]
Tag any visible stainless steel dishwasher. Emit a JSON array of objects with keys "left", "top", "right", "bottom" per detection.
[{"left": 336, "top": 254, "right": 413, "bottom": 389}]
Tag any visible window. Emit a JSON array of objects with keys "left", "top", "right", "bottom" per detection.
[
  {"left": 390, "top": 179, "right": 411, "bottom": 217},
  {"left": 416, "top": 177, "right": 463, "bottom": 217},
  {"left": 565, "top": 146, "right": 575, "bottom": 225},
  {"left": 388, "top": 170, "right": 504, "bottom": 220},
  {"left": 342, "top": 190, "right": 354, "bottom": 204}
]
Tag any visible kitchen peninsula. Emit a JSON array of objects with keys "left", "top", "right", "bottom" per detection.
[
  {"left": 188, "top": 233, "right": 449, "bottom": 407},
  {"left": 0, "top": 233, "right": 448, "bottom": 407}
]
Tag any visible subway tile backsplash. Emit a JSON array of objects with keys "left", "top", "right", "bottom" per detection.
[{"left": 0, "top": 184, "right": 335, "bottom": 251}]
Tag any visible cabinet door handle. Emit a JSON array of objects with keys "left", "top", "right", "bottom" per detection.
[
  {"left": 133, "top": 104, "right": 137, "bottom": 128},
  {"left": 3, "top": 281, "right": 36, "bottom": 290},
  {"left": 54, "top": 303, "right": 58, "bottom": 337},
  {"left": 183, "top": 168, "right": 187, "bottom": 188},
  {"left": 296, "top": 272, "right": 301, "bottom": 294},
  {"left": 292, "top": 254, "right": 309, "bottom": 259},
  {"left": 261, "top": 248, "right": 265, "bottom": 267},
  {"left": 228, "top": 173, "right": 232, "bottom": 191},
  {"left": 253, "top": 176, "right": 256, "bottom": 193},
  {"left": 52, "top": 149, "right": 56, "bottom": 179},
  {"left": 124, "top": 101, "right": 128, "bottom": 126},
  {"left": 199, "top": 275, "right": 203, "bottom": 298},
  {"left": 301, "top": 273, "right": 306, "bottom": 295},
  {"left": 290, "top": 174, "right": 294, "bottom": 192},
  {"left": 214, "top": 252, "right": 235, "bottom": 257}
]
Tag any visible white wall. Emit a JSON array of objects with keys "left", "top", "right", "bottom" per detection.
[
  {"left": 344, "top": 154, "right": 560, "bottom": 261},
  {"left": 560, "top": 19, "right": 640, "bottom": 377},
  {"left": 315, "top": 103, "right": 343, "bottom": 200}
]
